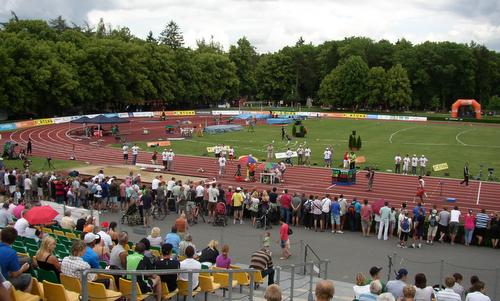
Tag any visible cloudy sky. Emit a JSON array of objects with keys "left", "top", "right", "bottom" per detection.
[{"left": 1, "top": 0, "right": 499, "bottom": 52}]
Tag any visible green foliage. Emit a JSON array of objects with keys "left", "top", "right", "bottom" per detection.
[
  {"left": 319, "top": 56, "right": 369, "bottom": 109},
  {"left": 487, "top": 95, "right": 500, "bottom": 110},
  {"left": 1, "top": 16, "right": 500, "bottom": 118},
  {"left": 159, "top": 20, "right": 184, "bottom": 49}
]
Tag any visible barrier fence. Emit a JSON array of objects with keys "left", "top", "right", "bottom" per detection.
[{"left": 387, "top": 252, "right": 499, "bottom": 301}]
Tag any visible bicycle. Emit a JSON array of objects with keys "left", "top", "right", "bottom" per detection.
[{"left": 151, "top": 199, "right": 167, "bottom": 221}]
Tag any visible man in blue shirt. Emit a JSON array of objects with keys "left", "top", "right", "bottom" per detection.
[
  {"left": 82, "top": 233, "right": 100, "bottom": 269},
  {"left": 330, "top": 197, "right": 342, "bottom": 234},
  {"left": 164, "top": 226, "right": 181, "bottom": 257},
  {"left": 0, "top": 227, "right": 32, "bottom": 291}
]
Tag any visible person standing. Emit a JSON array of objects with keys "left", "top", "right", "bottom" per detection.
[
  {"left": 207, "top": 183, "right": 219, "bottom": 223},
  {"left": 321, "top": 194, "right": 332, "bottom": 232},
  {"left": 360, "top": 199, "right": 373, "bottom": 237},
  {"left": 218, "top": 155, "right": 227, "bottom": 177},
  {"left": 279, "top": 218, "right": 291, "bottom": 260},
  {"left": 461, "top": 162, "right": 470, "bottom": 186},
  {"left": 324, "top": 147, "right": 332, "bottom": 168},
  {"left": 366, "top": 168, "right": 375, "bottom": 191},
  {"left": 449, "top": 206, "right": 461, "bottom": 245},
  {"left": 330, "top": 197, "right": 342, "bottom": 234},
  {"left": 228, "top": 146, "right": 235, "bottom": 161},
  {"left": 26, "top": 138, "right": 32, "bottom": 155},
  {"left": 426, "top": 206, "right": 439, "bottom": 244},
  {"left": 131, "top": 144, "right": 139, "bottom": 165},
  {"left": 413, "top": 176, "right": 428, "bottom": 203},
  {"left": 304, "top": 146, "right": 311, "bottom": 167},
  {"left": 411, "top": 154, "right": 418, "bottom": 175},
  {"left": 463, "top": 210, "right": 475, "bottom": 246},
  {"left": 167, "top": 149, "right": 174, "bottom": 171},
  {"left": 161, "top": 149, "right": 168, "bottom": 169},
  {"left": 402, "top": 154, "right": 410, "bottom": 175},
  {"left": 378, "top": 202, "right": 391, "bottom": 240},
  {"left": 281, "top": 126, "right": 286, "bottom": 141},
  {"left": 349, "top": 152, "right": 357, "bottom": 170},
  {"left": 296, "top": 145, "right": 303, "bottom": 165},
  {"left": 474, "top": 209, "right": 490, "bottom": 246},
  {"left": 398, "top": 210, "right": 412, "bottom": 248},
  {"left": 122, "top": 144, "right": 129, "bottom": 164},
  {"left": 438, "top": 207, "right": 450, "bottom": 243},
  {"left": 267, "top": 144, "right": 274, "bottom": 162},
  {"left": 343, "top": 152, "right": 349, "bottom": 169},
  {"left": 419, "top": 155, "right": 428, "bottom": 176},
  {"left": 394, "top": 154, "right": 402, "bottom": 174},
  {"left": 285, "top": 148, "right": 293, "bottom": 166}
]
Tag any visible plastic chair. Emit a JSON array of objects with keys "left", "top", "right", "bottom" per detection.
[
  {"left": 232, "top": 270, "right": 250, "bottom": 293},
  {"left": 60, "top": 274, "right": 81, "bottom": 293},
  {"left": 42, "top": 280, "right": 80, "bottom": 301},
  {"left": 23, "top": 237, "right": 39, "bottom": 246},
  {"left": 212, "top": 273, "right": 238, "bottom": 297},
  {"left": 13, "top": 244, "right": 27, "bottom": 254},
  {"left": 65, "top": 232, "right": 77, "bottom": 240},
  {"left": 42, "top": 227, "right": 53, "bottom": 234},
  {"left": 37, "top": 268, "right": 59, "bottom": 284},
  {"left": 176, "top": 280, "right": 201, "bottom": 300},
  {"left": 88, "top": 281, "right": 122, "bottom": 301},
  {"left": 199, "top": 275, "right": 221, "bottom": 301},
  {"left": 53, "top": 230, "right": 65, "bottom": 237},
  {"left": 118, "top": 278, "right": 147, "bottom": 301},
  {"left": 253, "top": 270, "right": 265, "bottom": 286},
  {"left": 9, "top": 286, "right": 40, "bottom": 301},
  {"left": 31, "top": 278, "right": 44, "bottom": 299},
  {"left": 160, "top": 282, "right": 178, "bottom": 300}
]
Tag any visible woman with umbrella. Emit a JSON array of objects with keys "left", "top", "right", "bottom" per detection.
[{"left": 238, "top": 155, "right": 258, "bottom": 182}]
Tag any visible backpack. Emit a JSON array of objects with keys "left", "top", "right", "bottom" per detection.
[
  {"left": 348, "top": 205, "right": 355, "bottom": 215},
  {"left": 429, "top": 214, "right": 437, "bottom": 227},
  {"left": 401, "top": 217, "right": 410, "bottom": 232},
  {"left": 304, "top": 201, "right": 312, "bottom": 213}
]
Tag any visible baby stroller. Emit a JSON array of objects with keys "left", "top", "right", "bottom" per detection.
[
  {"left": 121, "top": 203, "right": 142, "bottom": 225},
  {"left": 255, "top": 203, "right": 272, "bottom": 230},
  {"left": 213, "top": 202, "right": 227, "bottom": 227}
]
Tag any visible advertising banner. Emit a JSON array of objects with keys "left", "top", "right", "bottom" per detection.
[
  {"left": 0, "top": 123, "right": 16, "bottom": 131},
  {"left": 432, "top": 163, "right": 449, "bottom": 172},
  {"left": 33, "top": 118, "right": 54, "bottom": 126},
  {"left": 212, "top": 110, "right": 242, "bottom": 116},
  {"left": 206, "top": 145, "right": 231, "bottom": 153},
  {"left": 275, "top": 151, "right": 298, "bottom": 159}
]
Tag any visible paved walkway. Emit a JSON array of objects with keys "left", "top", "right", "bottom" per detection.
[{"left": 100, "top": 209, "right": 500, "bottom": 300}]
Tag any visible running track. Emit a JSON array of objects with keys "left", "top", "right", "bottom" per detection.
[{"left": 4, "top": 119, "right": 500, "bottom": 213}]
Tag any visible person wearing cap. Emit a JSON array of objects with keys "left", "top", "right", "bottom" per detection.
[
  {"left": 232, "top": 187, "right": 244, "bottom": 224},
  {"left": 386, "top": 268, "right": 408, "bottom": 299},
  {"left": 411, "top": 155, "right": 418, "bottom": 176},
  {"left": 97, "top": 222, "right": 113, "bottom": 249},
  {"left": 419, "top": 155, "right": 428, "bottom": 176},
  {"left": 81, "top": 233, "right": 100, "bottom": 269}
]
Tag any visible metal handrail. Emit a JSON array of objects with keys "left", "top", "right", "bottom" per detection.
[{"left": 80, "top": 267, "right": 258, "bottom": 301}]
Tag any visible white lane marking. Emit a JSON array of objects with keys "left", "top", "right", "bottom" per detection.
[
  {"left": 455, "top": 128, "right": 475, "bottom": 146},
  {"left": 476, "top": 181, "right": 482, "bottom": 205},
  {"left": 389, "top": 127, "right": 418, "bottom": 143}
]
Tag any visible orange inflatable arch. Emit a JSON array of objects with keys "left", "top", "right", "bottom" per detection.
[{"left": 451, "top": 99, "right": 481, "bottom": 119}]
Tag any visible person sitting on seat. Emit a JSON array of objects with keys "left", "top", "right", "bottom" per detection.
[
  {"left": 249, "top": 247, "right": 274, "bottom": 286},
  {"left": 35, "top": 236, "right": 61, "bottom": 281},
  {"left": 126, "top": 242, "right": 162, "bottom": 301},
  {"left": 0, "top": 227, "right": 32, "bottom": 292},
  {"left": 179, "top": 246, "right": 201, "bottom": 290},
  {"left": 154, "top": 243, "right": 180, "bottom": 293}
]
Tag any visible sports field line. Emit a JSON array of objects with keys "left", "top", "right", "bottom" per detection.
[
  {"left": 455, "top": 128, "right": 475, "bottom": 146},
  {"left": 388, "top": 126, "right": 419, "bottom": 143}
]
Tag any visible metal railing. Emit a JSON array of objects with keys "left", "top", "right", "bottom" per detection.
[
  {"left": 387, "top": 252, "right": 500, "bottom": 301},
  {"left": 80, "top": 267, "right": 258, "bottom": 301}
]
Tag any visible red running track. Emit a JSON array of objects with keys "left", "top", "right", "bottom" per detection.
[{"left": 3, "top": 120, "right": 500, "bottom": 213}]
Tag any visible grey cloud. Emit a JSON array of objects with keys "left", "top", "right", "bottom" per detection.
[
  {"left": 415, "top": 0, "right": 500, "bottom": 24},
  {"left": 0, "top": 0, "right": 119, "bottom": 25}
]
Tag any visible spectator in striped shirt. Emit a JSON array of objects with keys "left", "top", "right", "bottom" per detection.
[
  {"left": 249, "top": 248, "right": 274, "bottom": 286},
  {"left": 436, "top": 277, "right": 461, "bottom": 301},
  {"left": 474, "top": 209, "right": 490, "bottom": 246}
]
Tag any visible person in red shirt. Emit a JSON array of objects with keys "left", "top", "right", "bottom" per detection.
[
  {"left": 360, "top": 199, "right": 373, "bottom": 237},
  {"left": 279, "top": 189, "right": 292, "bottom": 224},
  {"left": 279, "top": 218, "right": 291, "bottom": 260}
]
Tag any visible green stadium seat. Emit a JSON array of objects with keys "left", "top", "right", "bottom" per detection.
[{"left": 37, "top": 268, "right": 59, "bottom": 284}]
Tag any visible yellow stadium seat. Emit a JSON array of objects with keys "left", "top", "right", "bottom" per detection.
[
  {"left": 60, "top": 274, "right": 81, "bottom": 294},
  {"left": 41, "top": 228, "right": 53, "bottom": 234},
  {"left": 65, "top": 232, "right": 77, "bottom": 240},
  {"left": 53, "top": 230, "right": 65, "bottom": 237},
  {"left": 199, "top": 275, "right": 221, "bottom": 301},
  {"left": 160, "top": 282, "right": 178, "bottom": 300},
  {"left": 42, "top": 280, "right": 80, "bottom": 301},
  {"left": 30, "top": 278, "right": 44, "bottom": 300},
  {"left": 88, "top": 281, "right": 122, "bottom": 301},
  {"left": 9, "top": 286, "right": 40, "bottom": 301},
  {"left": 176, "top": 280, "right": 201, "bottom": 298},
  {"left": 118, "top": 278, "right": 147, "bottom": 301},
  {"left": 212, "top": 273, "right": 238, "bottom": 297}
]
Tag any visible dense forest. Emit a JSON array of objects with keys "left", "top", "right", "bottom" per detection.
[{"left": 1, "top": 14, "right": 500, "bottom": 118}]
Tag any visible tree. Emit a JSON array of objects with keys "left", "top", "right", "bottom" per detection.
[
  {"left": 48, "top": 16, "right": 68, "bottom": 32},
  {"left": 159, "top": 20, "right": 184, "bottom": 49},
  {"left": 319, "top": 56, "right": 369, "bottom": 109},
  {"left": 487, "top": 95, "right": 500, "bottom": 110},
  {"left": 229, "top": 37, "right": 258, "bottom": 98},
  {"left": 386, "top": 64, "right": 412, "bottom": 109},
  {"left": 146, "top": 30, "right": 157, "bottom": 44},
  {"left": 366, "top": 66, "right": 388, "bottom": 109}
]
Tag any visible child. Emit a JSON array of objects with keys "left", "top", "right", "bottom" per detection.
[{"left": 263, "top": 232, "right": 271, "bottom": 254}]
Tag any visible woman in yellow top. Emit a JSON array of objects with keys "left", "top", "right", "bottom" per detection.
[{"left": 232, "top": 187, "right": 244, "bottom": 224}]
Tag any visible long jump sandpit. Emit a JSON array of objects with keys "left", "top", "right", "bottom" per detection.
[{"left": 73, "top": 164, "right": 208, "bottom": 184}]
